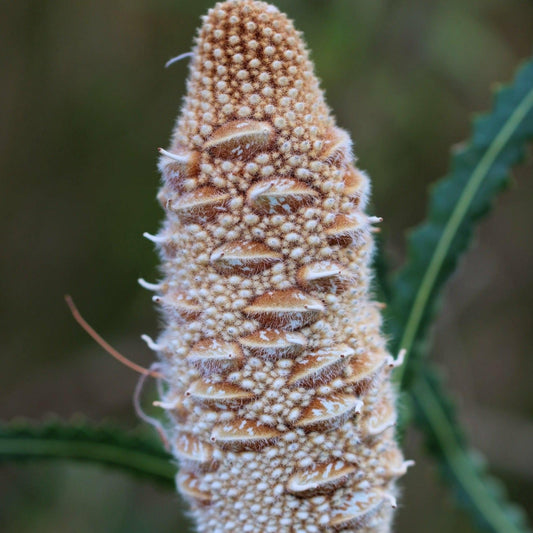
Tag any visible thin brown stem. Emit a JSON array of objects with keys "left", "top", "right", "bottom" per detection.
[{"left": 64, "top": 295, "right": 162, "bottom": 379}]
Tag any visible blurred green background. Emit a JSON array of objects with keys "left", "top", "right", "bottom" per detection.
[{"left": 1, "top": 0, "right": 532, "bottom": 531}]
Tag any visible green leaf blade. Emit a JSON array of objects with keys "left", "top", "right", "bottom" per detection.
[
  {"left": 384, "top": 53, "right": 533, "bottom": 533},
  {"left": 389, "top": 56, "right": 533, "bottom": 388},
  {"left": 412, "top": 370, "right": 531, "bottom": 533},
  {"left": 0, "top": 417, "right": 176, "bottom": 488}
]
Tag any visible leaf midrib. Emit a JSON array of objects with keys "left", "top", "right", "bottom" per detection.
[
  {"left": 414, "top": 377, "right": 525, "bottom": 533},
  {"left": 0, "top": 435, "right": 174, "bottom": 481},
  {"left": 396, "top": 86, "right": 533, "bottom": 387}
]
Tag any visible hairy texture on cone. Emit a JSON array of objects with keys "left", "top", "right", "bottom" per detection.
[{"left": 150, "top": 1, "right": 409, "bottom": 531}]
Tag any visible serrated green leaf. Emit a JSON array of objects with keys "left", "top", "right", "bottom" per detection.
[
  {"left": 412, "top": 369, "right": 531, "bottom": 533},
  {"left": 388, "top": 54, "right": 533, "bottom": 389},
  {"left": 383, "top": 54, "right": 533, "bottom": 533},
  {"left": 0, "top": 417, "right": 176, "bottom": 487}
]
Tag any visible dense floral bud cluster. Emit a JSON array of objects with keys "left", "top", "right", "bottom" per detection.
[{"left": 147, "top": 1, "right": 410, "bottom": 531}]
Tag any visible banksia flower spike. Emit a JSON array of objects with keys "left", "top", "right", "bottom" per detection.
[{"left": 146, "top": 1, "right": 411, "bottom": 531}]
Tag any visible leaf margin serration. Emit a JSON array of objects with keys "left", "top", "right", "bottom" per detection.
[
  {"left": 412, "top": 368, "right": 531, "bottom": 533},
  {"left": 388, "top": 52, "right": 533, "bottom": 387},
  {"left": 0, "top": 416, "right": 175, "bottom": 487},
  {"left": 383, "top": 53, "right": 533, "bottom": 533}
]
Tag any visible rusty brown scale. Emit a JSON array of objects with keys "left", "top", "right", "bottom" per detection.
[{"left": 148, "top": 1, "right": 410, "bottom": 531}]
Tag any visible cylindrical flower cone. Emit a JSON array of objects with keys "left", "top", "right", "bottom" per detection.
[{"left": 148, "top": 1, "right": 410, "bottom": 531}]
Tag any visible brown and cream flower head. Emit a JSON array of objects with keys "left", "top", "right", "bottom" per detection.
[{"left": 147, "top": 1, "right": 411, "bottom": 531}]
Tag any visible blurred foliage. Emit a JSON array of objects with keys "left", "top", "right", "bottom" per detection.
[
  {"left": 413, "top": 368, "right": 531, "bottom": 533},
  {"left": 0, "top": 417, "right": 174, "bottom": 486},
  {"left": 1, "top": 1, "right": 532, "bottom": 532}
]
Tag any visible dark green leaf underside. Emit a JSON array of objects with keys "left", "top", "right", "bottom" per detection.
[
  {"left": 0, "top": 417, "right": 175, "bottom": 487},
  {"left": 388, "top": 55, "right": 533, "bottom": 389},
  {"left": 385, "top": 53, "right": 533, "bottom": 533},
  {"left": 412, "top": 370, "right": 531, "bottom": 533}
]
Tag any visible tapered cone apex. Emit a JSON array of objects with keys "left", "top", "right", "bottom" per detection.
[
  {"left": 171, "top": 0, "right": 333, "bottom": 152},
  {"left": 152, "top": 1, "right": 407, "bottom": 532}
]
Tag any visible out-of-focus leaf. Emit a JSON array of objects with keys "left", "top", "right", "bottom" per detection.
[
  {"left": 412, "top": 369, "right": 531, "bottom": 533},
  {"left": 0, "top": 417, "right": 175, "bottom": 487}
]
